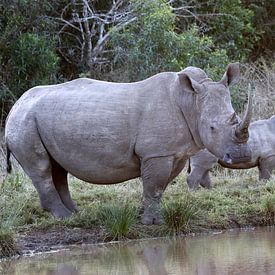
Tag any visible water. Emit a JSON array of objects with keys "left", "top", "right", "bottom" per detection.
[{"left": 1, "top": 227, "right": 275, "bottom": 275}]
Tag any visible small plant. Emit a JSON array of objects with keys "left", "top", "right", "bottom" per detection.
[
  {"left": 161, "top": 195, "right": 201, "bottom": 234},
  {"left": 0, "top": 228, "right": 17, "bottom": 258},
  {"left": 261, "top": 194, "right": 275, "bottom": 225},
  {"left": 97, "top": 202, "right": 138, "bottom": 240}
]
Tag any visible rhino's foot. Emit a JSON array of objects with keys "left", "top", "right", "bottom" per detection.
[
  {"left": 189, "top": 186, "right": 199, "bottom": 192},
  {"left": 200, "top": 182, "right": 212, "bottom": 189},
  {"left": 141, "top": 209, "right": 164, "bottom": 225},
  {"left": 186, "top": 178, "right": 199, "bottom": 191},
  {"left": 42, "top": 203, "right": 73, "bottom": 219},
  {"left": 71, "top": 205, "right": 79, "bottom": 213},
  {"left": 52, "top": 206, "right": 73, "bottom": 219},
  {"left": 64, "top": 201, "right": 79, "bottom": 213}
]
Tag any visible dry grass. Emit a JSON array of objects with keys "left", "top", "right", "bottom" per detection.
[{"left": 238, "top": 61, "right": 275, "bottom": 120}]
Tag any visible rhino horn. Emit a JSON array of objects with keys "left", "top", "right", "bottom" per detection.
[{"left": 235, "top": 88, "right": 253, "bottom": 141}]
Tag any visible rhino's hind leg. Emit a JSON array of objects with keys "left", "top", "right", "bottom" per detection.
[
  {"left": 141, "top": 156, "right": 174, "bottom": 225},
  {"left": 8, "top": 138, "right": 72, "bottom": 219},
  {"left": 50, "top": 157, "right": 78, "bottom": 213}
]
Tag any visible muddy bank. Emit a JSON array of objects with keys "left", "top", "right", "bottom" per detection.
[{"left": 15, "top": 227, "right": 103, "bottom": 255}]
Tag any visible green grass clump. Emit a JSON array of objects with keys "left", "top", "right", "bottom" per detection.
[
  {"left": 161, "top": 194, "right": 201, "bottom": 234},
  {"left": 0, "top": 228, "right": 17, "bottom": 258},
  {"left": 261, "top": 193, "right": 275, "bottom": 225},
  {"left": 97, "top": 202, "right": 138, "bottom": 240}
]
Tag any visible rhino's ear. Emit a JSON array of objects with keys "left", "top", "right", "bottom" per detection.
[
  {"left": 178, "top": 72, "right": 204, "bottom": 94},
  {"left": 219, "top": 62, "right": 240, "bottom": 87}
]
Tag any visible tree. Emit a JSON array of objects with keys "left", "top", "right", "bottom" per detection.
[
  {"left": 170, "top": 0, "right": 260, "bottom": 61},
  {"left": 51, "top": 0, "right": 135, "bottom": 75},
  {"left": 0, "top": 1, "right": 59, "bottom": 124},
  {"left": 110, "top": 0, "right": 229, "bottom": 81}
]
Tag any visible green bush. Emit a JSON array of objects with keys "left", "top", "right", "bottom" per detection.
[
  {"left": 110, "top": 0, "right": 230, "bottom": 81},
  {"left": 0, "top": 2, "right": 59, "bottom": 123},
  {"left": 261, "top": 194, "right": 275, "bottom": 225},
  {"left": 97, "top": 202, "right": 138, "bottom": 240},
  {"left": 0, "top": 228, "right": 17, "bottom": 258},
  {"left": 182, "top": 0, "right": 260, "bottom": 61},
  {"left": 161, "top": 195, "right": 201, "bottom": 234}
]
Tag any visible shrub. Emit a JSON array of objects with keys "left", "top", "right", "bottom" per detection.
[
  {"left": 261, "top": 194, "right": 275, "bottom": 225},
  {"left": 0, "top": 1, "right": 59, "bottom": 123},
  {"left": 97, "top": 202, "right": 138, "bottom": 240},
  {"left": 0, "top": 228, "right": 17, "bottom": 258},
  {"left": 161, "top": 195, "right": 201, "bottom": 234},
  {"left": 110, "top": 0, "right": 230, "bottom": 82},
  {"left": 186, "top": 0, "right": 260, "bottom": 61}
]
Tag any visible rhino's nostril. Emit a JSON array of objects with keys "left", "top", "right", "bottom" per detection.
[{"left": 223, "top": 153, "right": 233, "bottom": 164}]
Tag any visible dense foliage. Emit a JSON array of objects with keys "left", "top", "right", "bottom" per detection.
[
  {"left": 0, "top": 1, "right": 59, "bottom": 122},
  {"left": 110, "top": 0, "right": 230, "bottom": 81},
  {"left": 0, "top": 0, "right": 274, "bottom": 123}
]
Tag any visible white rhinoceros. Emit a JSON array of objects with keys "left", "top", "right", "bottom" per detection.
[
  {"left": 5, "top": 63, "right": 252, "bottom": 224},
  {"left": 187, "top": 116, "right": 275, "bottom": 190}
]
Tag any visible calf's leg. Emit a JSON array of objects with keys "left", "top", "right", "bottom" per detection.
[
  {"left": 187, "top": 166, "right": 205, "bottom": 190},
  {"left": 259, "top": 156, "right": 275, "bottom": 180},
  {"left": 200, "top": 170, "right": 212, "bottom": 189}
]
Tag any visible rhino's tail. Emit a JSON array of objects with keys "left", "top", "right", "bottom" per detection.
[{"left": 6, "top": 145, "right": 12, "bottom": 173}]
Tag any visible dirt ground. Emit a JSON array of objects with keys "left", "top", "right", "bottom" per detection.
[{"left": 15, "top": 227, "right": 103, "bottom": 255}]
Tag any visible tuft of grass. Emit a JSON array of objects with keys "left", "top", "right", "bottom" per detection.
[
  {"left": 261, "top": 194, "right": 275, "bottom": 225},
  {"left": 161, "top": 194, "right": 201, "bottom": 234},
  {"left": 63, "top": 206, "right": 99, "bottom": 229},
  {"left": 97, "top": 202, "right": 138, "bottom": 240},
  {"left": 0, "top": 228, "right": 17, "bottom": 258}
]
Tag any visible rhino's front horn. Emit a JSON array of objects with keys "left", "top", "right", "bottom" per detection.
[{"left": 235, "top": 90, "right": 253, "bottom": 142}]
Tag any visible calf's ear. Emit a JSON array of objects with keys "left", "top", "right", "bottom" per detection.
[
  {"left": 178, "top": 72, "right": 204, "bottom": 94},
  {"left": 219, "top": 62, "right": 240, "bottom": 87}
]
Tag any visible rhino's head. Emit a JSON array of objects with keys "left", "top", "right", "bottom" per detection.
[{"left": 178, "top": 63, "right": 252, "bottom": 164}]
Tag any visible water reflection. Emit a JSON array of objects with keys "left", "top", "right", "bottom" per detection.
[{"left": 1, "top": 227, "right": 275, "bottom": 274}]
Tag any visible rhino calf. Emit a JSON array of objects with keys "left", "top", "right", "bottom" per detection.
[
  {"left": 5, "top": 63, "right": 252, "bottom": 224},
  {"left": 187, "top": 116, "right": 275, "bottom": 190}
]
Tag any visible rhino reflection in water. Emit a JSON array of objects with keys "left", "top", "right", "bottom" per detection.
[
  {"left": 187, "top": 115, "right": 275, "bottom": 190},
  {"left": 5, "top": 63, "right": 252, "bottom": 224}
]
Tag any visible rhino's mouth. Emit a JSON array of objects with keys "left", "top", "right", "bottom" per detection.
[{"left": 222, "top": 154, "right": 251, "bottom": 165}]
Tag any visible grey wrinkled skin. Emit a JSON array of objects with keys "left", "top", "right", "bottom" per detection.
[
  {"left": 5, "top": 63, "right": 252, "bottom": 224},
  {"left": 187, "top": 116, "right": 275, "bottom": 190}
]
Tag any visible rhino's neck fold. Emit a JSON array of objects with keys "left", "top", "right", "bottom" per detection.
[{"left": 178, "top": 89, "right": 204, "bottom": 150}]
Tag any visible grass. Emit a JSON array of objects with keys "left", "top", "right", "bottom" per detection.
[
  {"left": 0, "top": 163, "right": 274, "bottom": 258},
  {"left": 161, "top": 194, "right": 201, "bottom": 234},
  {"left": 0, "top": 167, "right": 274, "bottom": 249},
  {"left": 0, "top": 229, "right": 17, "bottom": 258},
  {"left": 97, "top": 202, "right": 138, "bottom": 240}
]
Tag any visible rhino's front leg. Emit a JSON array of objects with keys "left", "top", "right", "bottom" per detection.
[{"left": 141, "top": 156, "right": 174, "bottom": 225}]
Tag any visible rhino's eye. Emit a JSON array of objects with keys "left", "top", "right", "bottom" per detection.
[{"left": 210, "top": 126, "right": 215, "bottom": 131}]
